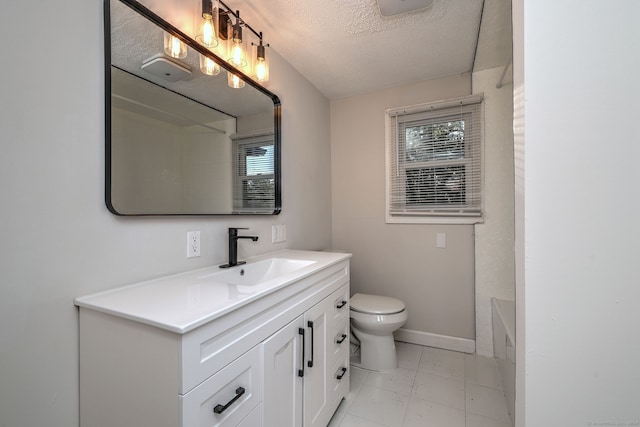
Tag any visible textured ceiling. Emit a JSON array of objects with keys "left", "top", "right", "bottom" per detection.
[
  {"left": 130, "top": 0, "right": 512, "bottom": 101},
  {"left": 229, "top": 0, "right": 485, "bottom": 99}
]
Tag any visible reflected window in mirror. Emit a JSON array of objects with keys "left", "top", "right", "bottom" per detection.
[{"left": 232, "top": 132, "right": 275, "bottom": 213}]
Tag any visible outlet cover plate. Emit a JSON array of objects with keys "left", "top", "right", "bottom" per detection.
[{"left": 187, "top": 231, "right": 201, "bottom": 257}]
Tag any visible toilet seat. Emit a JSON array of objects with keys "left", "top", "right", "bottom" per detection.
[{"left": 350, "top": 293, "right": 405, "bottom": 315}]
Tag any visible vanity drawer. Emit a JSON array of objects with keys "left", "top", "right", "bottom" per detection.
[
  {"left": 329, "top": 285, "right": 350, "bottom": 329},
  {"left": 181, "top": 345, "right": 262, "bottom": 427},
  {"left": 329, "top": 352, "right": 350, "bottom": 412},
  {"left": 330, "top": 322, "right": 350, "bottom": 360}
]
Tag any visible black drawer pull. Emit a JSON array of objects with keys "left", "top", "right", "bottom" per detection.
[
  {"left": 213, "top": 387, "right": 245, "bottom": 414},
  {"left": 336, "top": 300, "right": 347, "bottom": 309},
  {"left": 298, "top": 327, "right": 305, "bottom": 377},
  {"left": 336, "top": 333, "right": 347, "bottom": 344},
  {"left": 307, "top": 320, "right": 314, "bottom": 368},
  {"left": 336, "top": 367, "right": 347, "bottom": 380}
]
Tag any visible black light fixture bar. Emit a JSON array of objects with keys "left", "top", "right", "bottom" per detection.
[{"left": 218, "top": 0, "right": 263, "bottom": 40}]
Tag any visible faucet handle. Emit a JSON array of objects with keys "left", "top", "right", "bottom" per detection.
[{"left": 228, "top": 227, "right": 249, "bottom": 236}]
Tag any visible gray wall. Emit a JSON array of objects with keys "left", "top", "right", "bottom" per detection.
[
  {"left": 330, "top": 74, "right": 476, "bottom": 340},
  {"left": 0, "top": 1, "right": 332, "bottom": 426}
]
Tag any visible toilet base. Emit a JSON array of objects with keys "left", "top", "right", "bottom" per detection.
[{"left": 351, "top": 329, "right": 398, "bottom": 372}]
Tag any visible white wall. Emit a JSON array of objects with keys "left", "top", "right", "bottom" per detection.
[
  {"left": 0, "top": 1, "right": 332, "bottom": 426},
  {"left": 331, "top": 75, "right": 476, "bottom": 342},
  {"left": 513, "top": 1, "right": 640, "bottom": 425},
  {"left": 472, "top": 66, "right": 515, "bottom": 356}
]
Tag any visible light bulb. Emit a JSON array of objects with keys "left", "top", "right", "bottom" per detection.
[
  {"left": 196, "top": 0, "right": 218, "bottom": 47},
  {"left": 164, "top": 33, "right": 187, "bottom": 59},
  {"left": 226, "top": 14, "right": 247, "bottom": 68},
  {"left": 203, "top": 18, "right": 216, "bottom": 47},
  {"left": 230, "top": 43, "right": 246, "bottom": 67},
  {"left": 227, "top": 72, "right": 245, "bottom": 88},
  {"left": 200, "top": 54, "right": 220, "bottom": 75},
  {"left": 253, "top": 41, "right": 269, "bottom": 82},
  {"left": 255, "top": 61, "right": 267, "bottom": 82}
]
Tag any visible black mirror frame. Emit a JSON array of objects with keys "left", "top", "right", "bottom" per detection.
[{"left": 104, "top": 0, "right": 281, "bottom": 216}]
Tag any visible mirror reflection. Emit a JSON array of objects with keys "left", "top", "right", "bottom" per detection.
[{"left": 106, "top": 0, "right": 281, "bottom": 215}]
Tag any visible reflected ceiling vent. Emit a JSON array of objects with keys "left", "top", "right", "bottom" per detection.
[
  {"left": 376, "top": 0, "right": 434, "bottom": 17},
  {"left": 141, "top": 54, "right": 192, "bottom": 82}
]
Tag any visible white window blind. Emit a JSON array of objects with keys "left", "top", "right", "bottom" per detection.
[
  {"left": 386, "top": 95, "right": 483, "bottom": 223},
  {"left": 231, "top": 130, "right": 275, "bottom": 213}
]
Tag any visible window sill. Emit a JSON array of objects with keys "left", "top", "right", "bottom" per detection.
[{"left": 385, "top": 215, "right": 484, "bottom": 225}]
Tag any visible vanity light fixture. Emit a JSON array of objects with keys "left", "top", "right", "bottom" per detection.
[
  {"left": 216, "top": 1, "right": 271, "bottom": 88},
  {"left": 158, "top": 0, "right": 272, "bottom": 86}
]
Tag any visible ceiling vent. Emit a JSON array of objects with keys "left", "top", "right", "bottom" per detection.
[
  {"left": 141, "top": 54, "right": 192, "bottom": 82},
  {"left": 376, "top": 0, "right": 434, "bottom": 17}
]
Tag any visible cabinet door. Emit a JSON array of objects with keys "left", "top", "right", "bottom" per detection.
[
  {"left": 262, "top": 315, "right": 304, "bottom": 427},
  {"left": 303, "top": 294, "right": 334, "bottom": 427}
]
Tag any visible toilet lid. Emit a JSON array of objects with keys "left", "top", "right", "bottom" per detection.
[{"left": 349, "top": 293, "right": 405, "bottom": 315}]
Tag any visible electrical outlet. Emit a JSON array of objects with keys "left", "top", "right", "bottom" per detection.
[
  {"left": 187, "top": 231, "right": 201, "bottom": 258},
  {"left": 436, "top": 233, "right": 447, "bottom": 248}
]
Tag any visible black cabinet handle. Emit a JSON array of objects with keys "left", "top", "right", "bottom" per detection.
[
  {"left": 298, "top": 327, "right": 305, "bottom": 377},
  {"left": 336, "top": 333, "right": 347, "bottom": 344},
  {"left": 307, "top": 320, "right": 314, "bottom": 368},
  {"left": 213, "top": 387, "right": 245, "bottom": 414},
  {"left": 336, "top": 367, "right": 347, "bottom": 380},
  {"left": 336, "top": 300, "right": 347, "bottom": 309}
]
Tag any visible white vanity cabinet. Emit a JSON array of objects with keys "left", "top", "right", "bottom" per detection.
[
  {"left": 76, "top": 250, "right": 350, "bottom": 427},
  {"left": 262, "top": 284, "right": 350, "bottom": 427}
]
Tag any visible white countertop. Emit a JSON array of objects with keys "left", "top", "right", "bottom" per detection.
[{"left": 75, "top": 249, "right": 351, "bottom": 334}]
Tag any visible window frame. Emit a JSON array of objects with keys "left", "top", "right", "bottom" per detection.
[
  {"left": 231, "top": 131, "right": 275, "bottom": 213},
  {"left": 385, "top": 95, "right": 484, "bottom": 224}
]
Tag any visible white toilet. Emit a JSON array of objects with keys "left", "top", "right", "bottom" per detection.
[{"left": 349, "top": 293, "right": 408, "bottom": 372}]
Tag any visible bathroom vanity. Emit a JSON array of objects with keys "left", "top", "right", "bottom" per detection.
[{"left": 75, "top": 250, "right": 351, "bottom": 427}]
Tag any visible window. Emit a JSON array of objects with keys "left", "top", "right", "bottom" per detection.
[
  {"left": 386, "top": 95, "right": 483, "bottom": 223},
  {"left": 232, "top": 131, "right": 275, "bottom": 213}
]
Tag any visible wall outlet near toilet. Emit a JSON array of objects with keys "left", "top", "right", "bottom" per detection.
[
  {"left": 272, "top": 224, "right": 287, "bottom": 243},
  {"left": 187, "top": 231, "right": 201, "bottom": 258}
]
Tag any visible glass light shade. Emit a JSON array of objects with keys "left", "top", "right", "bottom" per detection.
[
  {"left": 255, "top": 59, "right": 269, "bottom": 82},
  {"left": 196, "top": 0, "right": 219, "bottom": 50},
  {"left": 227, "top": 19, "right": 247, "bottom": 68},
  {"left": 195, "top": 17, "right": 218, "bottom": 48},
  {"left": 164, "top": 33, "right": 187, "bottom": 59},
  {"left": 228, "top": 42, "right": 247, "bottom": 68},
  {"left": 199, "top": 54, "right": 220, "bottom": 75},
  {"left": 253, "top": 43, "right": 269, "bottom": 82},
  {"left": 227, "top": 71, "right": 245, "bottom": 88}
]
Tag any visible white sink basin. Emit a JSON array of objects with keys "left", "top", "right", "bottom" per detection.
[
  {"left": 202, "top": 258, "right": 317, "bottom": 287},
  {"left": 75, "top": 250, "right": 350, "bottom": 333}
]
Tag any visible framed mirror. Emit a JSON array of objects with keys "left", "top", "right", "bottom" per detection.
[{"left": 106, "top": 0, "right": 281, "bottom": 215}]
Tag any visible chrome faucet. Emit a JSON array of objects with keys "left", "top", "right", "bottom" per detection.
[{"left": 220, "top": 227, "right": 258, "bottom": 268}]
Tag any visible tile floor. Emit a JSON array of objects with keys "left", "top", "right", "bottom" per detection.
[{"left": 327, "top": 342, "right": 512, "bottom": 427}]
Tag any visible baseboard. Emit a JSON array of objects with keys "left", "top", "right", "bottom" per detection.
[{"left": 394, "top": 328, "right": 476, "bottom": 354}]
